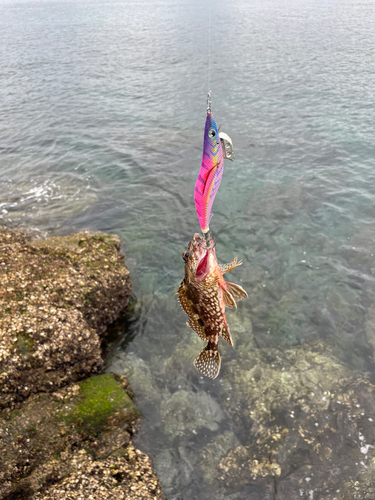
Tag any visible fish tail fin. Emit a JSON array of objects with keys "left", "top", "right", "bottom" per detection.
[{"left": 193, "top": 345, "right": 221, "bottom": 379}]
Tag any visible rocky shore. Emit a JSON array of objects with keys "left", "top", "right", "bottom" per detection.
[{"left": 0, "top": 227, "right": 163, "bottom": 499}]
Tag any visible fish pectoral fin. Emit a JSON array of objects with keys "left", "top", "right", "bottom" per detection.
[
  {"left": 222, "top": 287, "right": 237, "bottom": 309},
  {"left": 186, "top": 319, "right": 209, "bottom": 342},
  {"left": 177, "top": 280, "right": 198, "bottom": 317},
  {"left": 192, "top": 277, "right": 219, "bottom": 291},
  {"left": 219, "top": 257, "right": 243, "bottom": 274},
  {"left": 194, "top": 348, "right": 221, "bottom": 379},
  {"left": 225, "top": 282, "right": 248, "bottom": 302},
  {"left": 221, "top": 323, "right": 233, "bottom": 346}
]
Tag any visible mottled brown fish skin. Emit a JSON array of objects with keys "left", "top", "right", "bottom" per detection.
[{"left": 177, "top": 233, "right": 247, "bottom": 379}]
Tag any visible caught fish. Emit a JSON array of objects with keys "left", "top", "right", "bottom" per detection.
[
  {"left": 194, "top": 95, "right": 225, "bottom": 235},
  {"left": 177, "top": 233, "right": 247, "bottom": 379}
]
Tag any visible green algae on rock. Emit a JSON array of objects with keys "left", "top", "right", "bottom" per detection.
[
  {"left": 0, "top": 373, "right": 162, "bottom": 499},
  {"left": 63, "top": 373, "right": 140, "bottom": 436},
  {"left": 0, "top": 227, "right": 131, "bottom": 409}
]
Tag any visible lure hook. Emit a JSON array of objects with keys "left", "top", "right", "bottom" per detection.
[
  {"left": 207, "top": 91, "right": 212, "bottom": 113},
  {"left": 203, "top": 230, "right": 213, "bottom": 249}
]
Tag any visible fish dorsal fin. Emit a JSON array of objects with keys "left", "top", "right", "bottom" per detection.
[
  {"left": 194, "top": 348, "right": 221, "bottom": 379},
  {"left": 222, "top": 287, "right": 237, "bottom": 309},
  {"left": 177, "top": 281, "right": 209, "bottom": 341},
  {"left": 219, "top": 257, "right": 243, "bottom": 275},
  {"left": 221, "top": 323, "right": 233, "bottom": 346},
  {"left": 225, "top": 282, "right": 248, "bottom": 302},
  {"left": 186, "top": 319, "right": 208, "bottom": 342},
  {"left": 177, "top": 280, "right": 195, "bottom": 316}
]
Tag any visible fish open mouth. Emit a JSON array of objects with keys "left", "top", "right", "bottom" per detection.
[{"left": 196, "top": 252, "right": 209, "bottom": 277}]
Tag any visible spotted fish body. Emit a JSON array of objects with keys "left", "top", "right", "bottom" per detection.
[
  {"left": 194, "top": 112, "right": 224, "bottom": 234},
  {"left": 177, "top": 233, "right": 248, "bottom": 379}
]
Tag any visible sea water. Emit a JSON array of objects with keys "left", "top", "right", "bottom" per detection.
[{"left": 2, "top": 0, "right": 375, "bottom": 497}]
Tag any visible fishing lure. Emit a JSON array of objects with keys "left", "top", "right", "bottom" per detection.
[
  {"left": 176, "top": 94, "right": 242, "bottom": 379},
  {"left": 194, "top": 93, "right": 234, "bottom": 240}
]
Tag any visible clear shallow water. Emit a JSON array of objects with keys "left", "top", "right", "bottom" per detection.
[{"left": 2, "top": 0, "right": 375, "bottom": 497}]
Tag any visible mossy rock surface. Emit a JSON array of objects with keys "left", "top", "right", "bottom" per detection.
[
  {"left": 64, "top": 373, "right": 140, "bottom": 435},
  {"left": 0, "top": 374, "right": 159, "bottom": 499},
  {"left": 0, "top": 227, "right": 131, "bottom": 409}
]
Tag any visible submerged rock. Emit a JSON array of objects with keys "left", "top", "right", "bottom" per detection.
[
  {"left": 200, "top": 431, "right": 240, "bottom": 485},
  {"left": 365, "top": 302, "right": 375, "bottom": 364},
  {"left": 343, "top": 220, "right": 375, "bottom": 272},
  {"left": 215, "top": 340, "right": 375, "bottom": 498},
  {"left": 161, "top": 389, "right": 224, "bottom": 436}
]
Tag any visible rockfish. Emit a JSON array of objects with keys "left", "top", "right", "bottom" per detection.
[{"left": 177, "top": 233, "right": 247, "bottom": 379}]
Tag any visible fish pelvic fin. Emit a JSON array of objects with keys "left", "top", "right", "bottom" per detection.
[
  {"left": 194, "top": 346, "right": 221, "bottom": 379},
  {"left": 221, "top": 323, "right": 233, "bottom": 346},
  {"left": 226, "top": 282, "right": 248, "bottom": 302},
  {"left": 222, "top": 287, "right": 237, "bottom": 309},
  {"left": 187, "top": 319, "right": 209, "bottom": 342},
  {"left": 219, "top": 257, "right": 243, "bottom": 274}
]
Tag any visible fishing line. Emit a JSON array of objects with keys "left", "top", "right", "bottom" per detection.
[{"left": 208, "top": 0, "right": 211, "bottom": 94}]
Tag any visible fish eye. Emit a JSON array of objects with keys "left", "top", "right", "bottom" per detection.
[
  {"left": 182, "top": 251, "right": 190, "bottom": 261},
  {"left": 208, "top": 128, "right": 216, "bottom": 139}
]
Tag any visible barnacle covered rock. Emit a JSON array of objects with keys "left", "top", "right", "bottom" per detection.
[
  {"left": 0, "top": 373, "right": 162, "bottom": 499},
  {"left": 0, "top": 227, "right": 163, "bottom": 499},
  {"left": 0, "top": 227, "right": 131, "bottom": 409}
]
